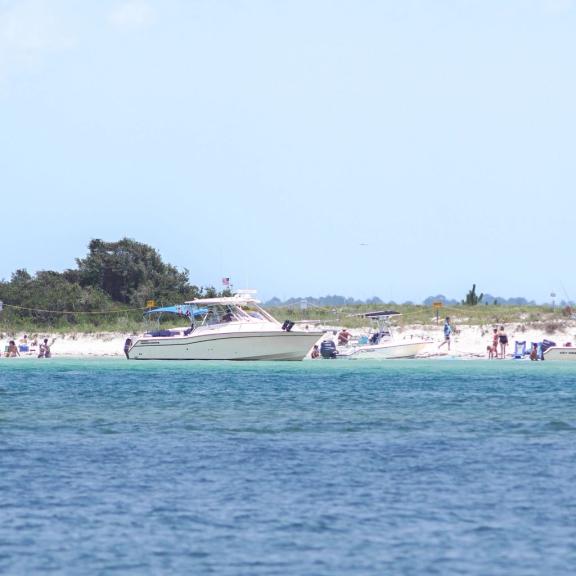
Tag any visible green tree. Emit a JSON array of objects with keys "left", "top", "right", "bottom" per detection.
[
  {"left": 0, "top": 269, "right": 115, "bottom": 327},
  {"left": 463, "top": 284, "right": 484, "bottom": 306},
  {"left": 75, "top": 238, "right": 202, "bottom": 306}
]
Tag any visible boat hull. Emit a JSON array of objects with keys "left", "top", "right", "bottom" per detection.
[
  {"left": 338, "top": 341, "right": 428, "bottom": 359},
  {"left": 128, "top": 330, "right": 323, "bottom": 361},
  {"left": 543, "top": 347, "right": 576, "bottom": 361}
]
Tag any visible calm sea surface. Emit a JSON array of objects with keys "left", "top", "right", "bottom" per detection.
[{"left": 1, "top": 358, "right": 576, "bottom": 575}]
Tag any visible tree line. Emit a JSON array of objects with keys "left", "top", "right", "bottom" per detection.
[{"left": 0, "top": 238, "right": 225, "bottom": 327}]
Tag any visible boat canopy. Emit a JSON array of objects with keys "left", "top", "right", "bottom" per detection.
[
  {"left": 351, "top": 310, "right": 401, "bottom": 319},
  {"left": 144, "top": 304, "right": 208, "bottom": 317},
  {"left": 186, "top": 290, "right": 260, "bottom": 306}
]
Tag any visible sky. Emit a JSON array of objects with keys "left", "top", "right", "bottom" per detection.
[{"left": 1, "top": 0, "right": 575, "bottom": 304}]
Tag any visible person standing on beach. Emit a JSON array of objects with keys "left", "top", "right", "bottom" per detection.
[
  {"left": 492, "top": 328, "right": 499, "bottom": 358},
  {"left": 438, "top": 317, "right": 453, "bottom": 350},
  {"left": 124, "top": 337, "right": 133, "bottom": 359},
  {"left": 38, "top": 338, "right": 54, "bottom": 358},
  {"left": 499, "top": 326, "right": 509, "bottom": 359}
]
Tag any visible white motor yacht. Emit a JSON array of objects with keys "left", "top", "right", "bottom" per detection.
[
  {"left": 335, "top": 311, "right": 429, "bottom": 359},
  {"left": 543, "top": 346, "right": 576, "bottom": 361},
  {"left": 128, "top": 292, "right": 324, "bottom": 361}
]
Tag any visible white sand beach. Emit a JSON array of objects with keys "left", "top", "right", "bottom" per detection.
[
  {"left": 1, "top": 321, "right": 575, "bottom": 360},
  {"left": 324, "top": 323, "right": 576, "bottom": 359},
  {"left": 0, "top": 333, "right": 128, "bottom": 358}
]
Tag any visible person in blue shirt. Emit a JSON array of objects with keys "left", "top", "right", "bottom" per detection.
[{"left": 438, "top": 317, "right": 453, "bottom": 351}]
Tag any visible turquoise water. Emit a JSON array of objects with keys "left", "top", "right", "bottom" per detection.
[{"left": 1, "top": 359, "right": 576, "bottom": 575}]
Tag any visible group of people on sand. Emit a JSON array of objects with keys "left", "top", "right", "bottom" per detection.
[
  {"left": 4, "top": 335, "right": 54, "bottom": 358},
  {"left": 487, "top": 326, "right": 508, "bottom": 359},
  {"left": 438, "top": 318, "right": 510, "bottom": 359}
]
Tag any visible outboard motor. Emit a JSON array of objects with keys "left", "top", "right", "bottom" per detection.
[{"left": 320, "top": 340, "right": 338, "bottom": 359}]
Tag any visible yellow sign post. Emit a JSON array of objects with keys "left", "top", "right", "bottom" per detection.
[{"left": 432, "top": 301, "right": 443, "bottom": 324}]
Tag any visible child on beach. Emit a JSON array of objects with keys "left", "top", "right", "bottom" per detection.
[{"left": 492, "top": 328, "right": 499, "bottom": 358}]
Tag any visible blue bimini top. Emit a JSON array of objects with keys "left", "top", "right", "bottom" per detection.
[{"left": 144, "top": 305, "right": 208, "bottom": 318}]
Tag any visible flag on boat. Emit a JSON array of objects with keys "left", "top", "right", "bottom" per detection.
[{"left": 222, "top": 277, "right": 230, "bottom": 286}]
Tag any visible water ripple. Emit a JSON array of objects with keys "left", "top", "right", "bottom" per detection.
[{"left": 2, "top": 359, "right": 576, "bottom": 574}]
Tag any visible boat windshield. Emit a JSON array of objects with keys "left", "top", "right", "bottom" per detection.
[{"left": 196, "top": 303, "right": 274, "bottom": 326}]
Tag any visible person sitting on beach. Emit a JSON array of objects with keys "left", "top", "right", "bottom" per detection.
[
  {"left": 5, "top": 340, "right": 20, "bottom": 357},
  {"left": 18, "top": 334, "right": 30, "bottom": 353},
  {"left": 338, "top": 329, "right": 351, "bottom": 346}
]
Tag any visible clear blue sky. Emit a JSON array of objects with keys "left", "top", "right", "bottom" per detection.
[{"left": 1, "top": 0, "right": 574, "bottom": 303}]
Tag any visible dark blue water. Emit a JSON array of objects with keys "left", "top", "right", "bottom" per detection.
[{"left": 1, "top": 359, "right": 576, "bottom": 575}]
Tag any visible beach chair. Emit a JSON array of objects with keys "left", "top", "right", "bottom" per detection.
[{"left": 513, "top": 341, "right": 526, "bottom": 359}]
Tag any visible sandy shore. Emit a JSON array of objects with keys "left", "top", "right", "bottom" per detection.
[
  {"left": 399, "top": 324, "right": 574, "bottom": 359},
  {"left": 1, "top": 323, "right": 574, "bottom": 360},
  {"left": 0, "top": 333, "right": 127, "bottom": 358}
]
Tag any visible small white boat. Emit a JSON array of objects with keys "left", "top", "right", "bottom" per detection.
[
  {"left": 543, "top": 346, "right": 576, "bottom": 361},
  {"left": 128, "top": 291, "right": 324, "bottom": 361},
  {"left": 335, "top": 311, "right": 429, "bottom": 359}
]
